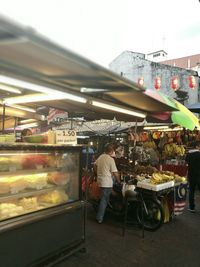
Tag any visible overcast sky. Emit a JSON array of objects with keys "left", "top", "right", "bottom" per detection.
[{"left": 0, "top": 0, "right": 200, "bottom": 67}]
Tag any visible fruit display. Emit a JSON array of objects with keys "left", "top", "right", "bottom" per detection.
[
  {"left": 151, "top": 171, "right": 186, "bottom": 185},
  {"left": 21, "top": 154, "right": 48, "bottom": 169},
  {"left": 23, "top": 133, "right": 48, "bottom": 144},
  {"left": 0, "top": 157, "right": 22, "bottom": 172},
  {"left": 134, "top": 164, "right": 158, "bottom": 175},
  {"left": 48, "top": 172, "right": 69, "bottom": 185},
  {"left": 134, "top": 168, "right": 186, "bottom": 185},
  {"left": 143, "top": 141, "right": 157, "bottom": 149},
  {"left": 38, "top": 189, "right": 69, "bottom": 204},
  {"left": 163, "top": 143, "right": 185, "bottom": 158}
]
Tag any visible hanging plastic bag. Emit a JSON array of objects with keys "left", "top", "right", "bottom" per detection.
[{"left": 88, "top": 178, "right": 102, "bottom": 200}]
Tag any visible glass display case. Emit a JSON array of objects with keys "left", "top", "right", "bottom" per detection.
[
  {"left": 0, "top": 145, "right": 80, "bottom": 222},
  {"left": 0, "top": 144, "right": 85, "bottom": 267}
]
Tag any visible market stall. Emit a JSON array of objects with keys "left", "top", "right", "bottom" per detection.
[{"left": 0, "top": 17, "right": 179, "bottom": 266}]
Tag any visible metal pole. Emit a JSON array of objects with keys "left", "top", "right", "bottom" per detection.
[
  {"left": 134, "top": 119, "right": 138, "bottom": 148},
  {"left": 2, "top": 104, "right": 6, "bottom": 134},
  {"left": 14, "top": 117, "right": 18, "bottom": 136}
]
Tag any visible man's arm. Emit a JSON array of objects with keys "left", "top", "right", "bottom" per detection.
[
  {"left": 112, "top": 171, "right": 121, "bottom": 183},
  {"left": 93, "top": 162, "right": 97, "bottom": 176}
]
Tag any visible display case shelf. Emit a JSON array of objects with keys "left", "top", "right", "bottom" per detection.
[
  {"left": 0, "top": 184, "right": 66, "bottom": 202},
  {"left": 0, "top": 167, "right": 62, "bottom": 177}
]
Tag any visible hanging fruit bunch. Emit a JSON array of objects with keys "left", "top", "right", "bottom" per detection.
[{"left": 163, "top": 143, "right": 185, "bottom": 158}]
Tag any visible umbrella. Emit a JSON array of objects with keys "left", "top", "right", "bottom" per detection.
[
  {"left": 171, "top": 99, "right": 199, "bottom": 130},
  {"left": 144, "top": 90, "right": 199, "bottom": 131}
]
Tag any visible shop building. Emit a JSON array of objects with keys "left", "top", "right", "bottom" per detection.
[
  {"left": 109, "top": 51, "right": 199, "bottom": 105},
  {"left": 160, "top": 53, "right": 200, "bottom": 76}
]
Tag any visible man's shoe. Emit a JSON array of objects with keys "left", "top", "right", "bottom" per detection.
[
  {"left": 188, "top": 208, "right": 195, "bottom": 213},
  {"left": 96, "top": 218, "right": 103, "bottom": 224}
]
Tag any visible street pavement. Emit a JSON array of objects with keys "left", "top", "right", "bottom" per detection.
[{"left": 55, "top": 192, "right": 200, "bottom": 267}]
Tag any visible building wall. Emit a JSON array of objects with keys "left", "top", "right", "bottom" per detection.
[
  {"left": 146, "top": 50, "right": 168, "bottom": 62},
  {"left": 109, "top": 51, "right": 199, "bottom": 105}
]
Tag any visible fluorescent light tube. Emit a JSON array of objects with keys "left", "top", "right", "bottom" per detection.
[
  {"left": 4, "top": 93, "right": 87, "bottom": 105},
  {"left": 20, "top": 119, "right": 37, "bottom": 124},
  {"left": 0, "top": 75, "right": 87, "bottom": 103},
  {"left": 6, "top": 104, "right": 36, "bottom": 113},
  {"left": 81, "top": 87, "right": 108, "bottom": 93},
  {"left": 77, "top": 136, "right": 90, "bottom": 139},
  {"left": 0, "top": 83, "right": 21, "bottom": 94},
  {"left": 91, "top": 100, "right": 146, "bottom": 118},
  {"left": 17, "top": 122, "right": 38, "bottom": 129},
  {"left": 158, "top": 127, "right": 183, "bottom": 132},
  {"left": 143, "top": 126, "right": 169, "bottom": 130}
]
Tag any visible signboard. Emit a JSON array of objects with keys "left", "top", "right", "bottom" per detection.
[
  {"left": 56, "top": 130, "right": 77, "bottom": 145},
  {"left": 47, "top": 108, "right": 68, "bottom": 124}
]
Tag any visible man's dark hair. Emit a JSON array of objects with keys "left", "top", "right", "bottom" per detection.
[
  {"left": 21, "top": 128, "right": 32, "bottom": 137},
  {"left": 104, "top": 143, "right": 115, "bottom": 153}
]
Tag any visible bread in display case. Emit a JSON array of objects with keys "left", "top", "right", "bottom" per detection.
[{"left": 0, "top": 144, "right": 81, "bottom": 222}]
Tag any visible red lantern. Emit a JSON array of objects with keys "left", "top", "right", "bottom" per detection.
[
  {"left": 171, "top": 76, "right": 179, "bottom": 91},
  {"left": 189, "top": 75, "right": 196, "bottom": 89},
  {"left": 138, "top": 77, "right": 144, "bottom": 87},
  {"left": 154, "top": 77, "right": 161, "bottom": 90}
]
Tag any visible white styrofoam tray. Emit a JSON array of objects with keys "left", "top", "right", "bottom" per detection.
[{"left": 137, "top": 179, "right": 174, "bottom": 191}]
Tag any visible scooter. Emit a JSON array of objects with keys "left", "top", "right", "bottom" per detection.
[{"left": 87, "top": 175, "right": 164, "bottom": 231}]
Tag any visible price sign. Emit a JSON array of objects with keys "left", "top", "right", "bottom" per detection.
[{"left": 56, "top": 130, "right": 77, "bottom": 145}]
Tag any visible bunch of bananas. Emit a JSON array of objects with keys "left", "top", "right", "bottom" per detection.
[
  {"left": 151, "top": 173, "right": 164, "bottom": 184},
  {"left": 164, "top": 144, "right": 185, "bottom": 158},
  {"left": 174, "top": 145, "right": 185, "bottom": 156},
  {"left": 143, "top": 141, "right": 156, "bottom": 149},
  {"left": 174, "top": 174, "right": 186, "bottom": 183},
  {"left": 151, "top": 171, "right": 186, "bottom": 184}
]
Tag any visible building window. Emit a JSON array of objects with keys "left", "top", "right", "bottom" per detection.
[{"left": 153, "top": 53, "right": 160, "bottom": 58}]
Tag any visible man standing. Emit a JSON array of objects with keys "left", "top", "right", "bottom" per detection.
[
  {"left": 185, "top": 141, "right": 200, "bottom": 212},
  {"left": 94, "top": 143, "right": 120, "bottom": 223}
]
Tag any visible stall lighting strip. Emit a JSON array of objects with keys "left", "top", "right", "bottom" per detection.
[
  {"left": 157, "top": 127, "right": 183, "bottom": 132},
  {"left": 5, "top": 104, "right": 36, "bottom": 113},
  {"left": 77, "top": 136, "right": 90, "bottom": 139},
  {"left": 3, "top": 93, "right": 87, "bottom": 105},
  {"left": 91, "top": 100, "right": 146, "bottom": 118},
  {"left": 17, "top": 122, "right": 39, "bottom": 129},
  {"left": 20, "top": 119, "right": 37, "bottom": 124},
  {"left": 143, "top": 126, "right": 169, "bottom": 130},
  {"left": 0, "top": 83, "right": 22, "bottom": 94},
  {"left": 0, "top": 75, "right": 87, "bottom": 104}
]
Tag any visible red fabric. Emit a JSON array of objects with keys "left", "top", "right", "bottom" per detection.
[
  {"left": 150, "top": 112, "right": 171, "bottom": 121},
  {"left": 88, "top": 180, "right": 102, "bottom": 200},
  {"left": 158, "top": 164, "right": 188, "bottom": 177},
  {"left": 82, "top": 176, "right": 102, "bottom": 199}
]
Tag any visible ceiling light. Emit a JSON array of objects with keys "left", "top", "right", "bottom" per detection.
[
  {"left": 0, "top": 83, "right": 21, "bottom": 94},
  {"left": 143, "top": 125, "right": 169, "bottom": 130},
  {"left": 81, "top": 87, "right": 108, "bottom": 93},
  {"left": 0, "top": 106, "right": 26, "bottom": 117},
  {"left": 20, "top": 119, "right": 37, "bottom": 124},
  {"left": 6, "top": 104, "right": 36, "bottom": 113},
  {"left": 17, "top": 122, "right": 38, "bottom": 129},
  {"left": 158, "top": 127, "right": 183, "bottom": 132},
  {"left": 3, "top": 93, "right": 87, "bottom": 105},
  {"left": 0, "top": 75, "right": 87, "bottom": 103},
  {"left": 91, "top": 100, "right": 146, "bottom": 118},
  {"left": 77, "top": 136, "right": 90, "bottom": 139}
]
